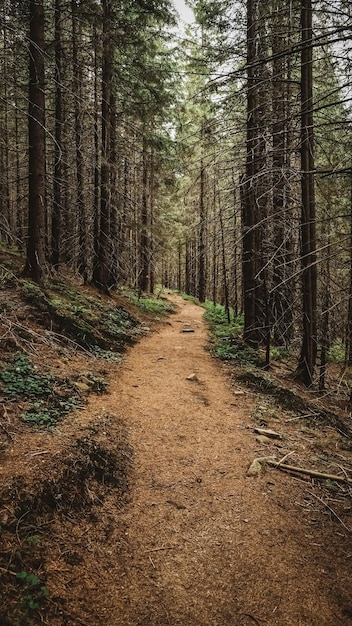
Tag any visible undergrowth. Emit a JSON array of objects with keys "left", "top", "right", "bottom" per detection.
[
  {"left": 126, "top": 291, "right": 175, "bottom": 315},
  {"left": 203, "top": 301, "right": 294, "bottom": 367},
  {"left": 203, "top": 301, "right": 259, "bottom": 365},
  {"left": 0, "top": 353, "right": 105, "bottom": 428},
  {"left": 181, "top": 293, "right": 200, "bottom": 305},
  {"left": 22, "top": 280, "right": 141, "bottom": 355}
]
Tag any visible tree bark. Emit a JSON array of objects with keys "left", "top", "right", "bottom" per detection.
[
  {"left": 93, "top": 0, "right": 112, "bottom": 291},
  {"left": 242, "top": 0, "right": 259, "bottom": 347},
  {"left": 296, "top": 0, "right": 318, "bottom": 386},
  {"left": 51, "top": 0, "right": 63, "bottom": 268},
  {"left": 24, "top": 0, "right": 47, "bottom": 281}
]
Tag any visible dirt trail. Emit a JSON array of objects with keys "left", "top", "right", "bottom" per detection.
[{"left": 80, "top": 295, "right": 352, "bottom": 625}]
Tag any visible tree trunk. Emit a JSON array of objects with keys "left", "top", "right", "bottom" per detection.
[
  {"left": 271, "top": 0, "right": 292, "bottom": 346},
  {"left": 72, "top": 0, "right": 87, "bottom": 280},
  {"left": 24, "top": 0, "right": 47, "bottom": 281},
  {"left": 296, "top": 0, "right": 318, "bottom": 386},
  {"left": 139, "top": 133, "right": 149, "bottom": 293},
  {"left": 242, "top": 0, "right": 259, "bottom": 347},
  {"left": 93, "top": 0, "right": 112, "bottom": 292},
  {"left": 198, "top": 147, "right": 207, "bottom": 302},
  {"left": 52, "top": 0, "right": 63, "bottom": 268}
]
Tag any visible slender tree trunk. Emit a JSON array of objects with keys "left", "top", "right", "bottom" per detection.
[
  {"left": 243, "top": 0, "right": 258, "bottom": 347},
  {"left": 178, "top": 241, "right": 182, "bottom": 291},
  {"left": 271, "top": 0, "right": 290, "bottom": 345},
  {"left": 52, "top": 0, "right": 63, "bottom": 267},
  {"left": 93, "top": 27, "right": 100, "bottom": 281},
  {"left": 139, "top": 133, "right": 149, "bottom": 293},
  {"left": 2, "top": 3, "right": 11, "bottom": 242},
  {"left": 71, "top": 0, "right": 87, "bottom": 279},
  {"left": 218, "top": 192, "right": 230, "bottom": 323},
  {"left": 93, "top": 0, "right": 112, "bottom": 291},
  {"left": 109, "top": 93, "right": 118, "bottom": 287},
  {"left": 319, "top": 216, "right": 330, "bottom": 390},
  {"left": 296, "top": 0, "right": 318, "bottom": 386},
  {"left": 346, "top": 168, "right": 352, "bottom": 366},
  {"left": 198, "top": 152, "right": 207, "bottom": 302},
  {"left": 149, "top": 147, "right": 155, "bottom": 294},
  {"left": 24, "top": 0, "right": 47, "bottom": 281},
  {"left": 185, "top": 239, "right": 190, "bottom": 295}
]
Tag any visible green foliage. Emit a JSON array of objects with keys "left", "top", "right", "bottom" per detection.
[
  {"left": 204, "top": 301, "right": 258, "bottom": 365},
  {"left": 270, "top": 346, "right": 289, "bottom": 362},
  {"left": 215, "top": 341, "right": 258, "bottom": 364},
  {"left": 327, "top": 339, "right": 345, "bottom": 363},
  {"left": 128, "top": 292, "right": 175, "bottom": 315},
  {"left": 181, "top": 293, "right": 200, "bottom": 305},
  {"left": 81, "top": 372, "right": 108, "bottom": 394},
  {"left": 0, "top": 353, "right": 52, "bottom": 398},
  {"left": 15, "top": 570, "right": 48, "bottom": 611},
  {"left": 21, "top": 280, "right": 140, "bottom": 354},
  {"left": 0, "top": 353, "right": 83, "bottom": 428},
  {"left": 90, "top": 347, "right": 123, "bottom": 362},
  {"left": 21, "top": 396, "right": 81, "bottom": 428},
  {"left": 22, "top": 281, "right": 43, "bottom": 302}
]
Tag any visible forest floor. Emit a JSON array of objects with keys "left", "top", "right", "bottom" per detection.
[{"left": 2, "top": 283, "right": 352, "bottom": 625}]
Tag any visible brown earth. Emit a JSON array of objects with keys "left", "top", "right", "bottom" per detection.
[{"left": 2, "top": 294, "right": 352, "bottom": 625}]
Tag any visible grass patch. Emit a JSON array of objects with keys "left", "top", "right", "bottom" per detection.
[
  {"left": 180, "top": 293, "right": 200, "bottom": 305},
  {"left": 203, "top": 302, "right": 258, "bottom": 365},
  {"left": 127, "top": 291, "right": 175, "bottom": 315}
]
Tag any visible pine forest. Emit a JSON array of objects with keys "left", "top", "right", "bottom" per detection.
[
  {"left": 2, "top": 2, "right": 352, "bottom": 624},
  {"left": 0, "top": 0, "right": 351, "bottom": 387}
]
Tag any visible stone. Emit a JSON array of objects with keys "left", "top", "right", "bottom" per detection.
[
  {"left": 256, "top": 435, "right": 272, "bottom": 445},
  {"left": 247, "top": 456, "right": 277, "bottom": 477}
]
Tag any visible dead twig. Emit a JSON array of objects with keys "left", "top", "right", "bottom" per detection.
[
  {"left": 240, "top": 613, "right": 261, "bottom": 625},
  {"left": 309, "top": 491, "right": 351, "bottom": 533},
  {"left": 0, "top": 566, "right": 17, "bottom": 577},
  {"left": 144, "top": 545, "right": 178, "bottom": 553},
  {"left": 274, "top": 451, "right": 296, "bottom": 466}
]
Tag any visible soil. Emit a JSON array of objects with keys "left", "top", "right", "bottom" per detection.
[{"left": 2, "top": 293, "right": 352, "bottom": 625}]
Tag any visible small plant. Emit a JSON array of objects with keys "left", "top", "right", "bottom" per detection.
[
  {"left": 16, "top": 570, "right": 48, "bottom": 611},
  {"left": 0, "top": 353, "right": 84, "bottom": 427},
  {"left": 82, "top": 372, "right": 108, "bottom": 393},
  {"left": 22, "top": 281, "right": 43, "bottom": 302},
  {"left": 21, "top": 396, "right": 81, "bottom": 427},
  {"left": 91, "top": 346, "right": 123, "bottom": 362},
  {"left": 203, "top": 302, "right": 258, "bottom": 365},
  {"left": 327, "top": 339, "right": 345, "bottom": 363},
  {"left": 26, "top": 535, "right": 41, "bottom": 547},
  {"left": 0, "top": 353, "right": 52, "bottom": 398},
  {"left": 215, "top": 341, "right": 258, "bottom": 364},
  {"left": 270, "top": 345, "right": 289, "bottom": 361}
]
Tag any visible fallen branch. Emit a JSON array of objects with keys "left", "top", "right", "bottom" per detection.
[
  {"left": 247, "top": 456, "right": 352, "bottom": 484},
  {"left": 267, "top": 460, "right": 352, "bottom": 484}
]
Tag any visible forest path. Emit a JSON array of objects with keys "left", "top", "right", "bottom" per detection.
[{"left": 86, "top": 295, "right": 351, "bottom": 626}]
